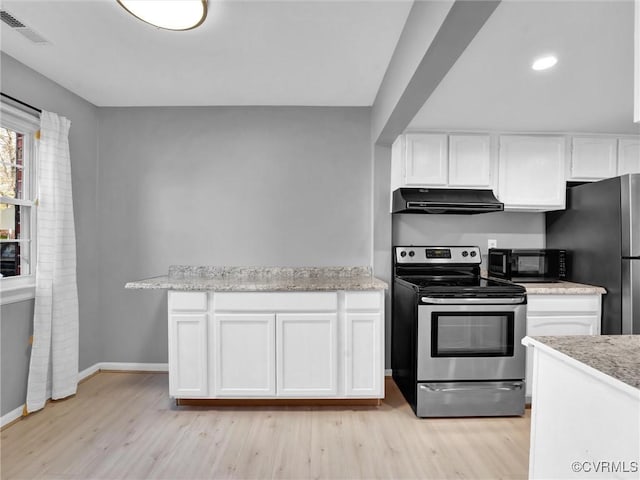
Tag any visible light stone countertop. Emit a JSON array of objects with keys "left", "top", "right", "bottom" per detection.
[
  {"left": 524, "top": 335, "right": 640, "bottom": 391},
  {"left": 126, "top": 266, "right": 388, "bottom": 292},
  {"left": 517, "top": 281, "right": 606, "bottom": 295}
]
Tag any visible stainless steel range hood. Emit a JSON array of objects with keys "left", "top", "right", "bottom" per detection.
[{"left": 392, "top": 188, "right": 504, "bottom": 215}]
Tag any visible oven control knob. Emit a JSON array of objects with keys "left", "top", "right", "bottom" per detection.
[
  {"left": 462, "top": 251, "right": 468, "bottom": 257},
  {"left": 408, "top": 250, "right": 415, "bottom": 257},
  {"left": 470, "top": 251, "right": 477, "bottom": 257},
  {"left": 400, "top": 251, "right": 407, "bottom": 257}
]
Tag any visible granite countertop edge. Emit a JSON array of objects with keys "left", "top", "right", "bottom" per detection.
[
  {"left": 523, "top": 335, "right": 640, "bottom": 393},
  {"left": 125, "top": 267, "right": 389, "bottom": 291},
  {"left": 517, "top": 281, "right": 606, "bottom": 295}
]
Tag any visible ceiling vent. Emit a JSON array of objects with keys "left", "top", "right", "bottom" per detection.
[{"left": 1, "top": 10, "right": 51, "bottom": 45}]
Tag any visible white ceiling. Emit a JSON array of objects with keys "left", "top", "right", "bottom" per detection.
[
  {"left": 3, "top": 0, "right": 640, "bottom": 135},
  {"left": 409, "top": 0, "right": 640, "bottom": 135},
  {"left": 0, "top": 0, "right": 412, "bottom": 107}
]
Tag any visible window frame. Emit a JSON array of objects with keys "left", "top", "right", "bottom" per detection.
[{"left": 0, "top": 101, "right": 39, "bottom": 305}]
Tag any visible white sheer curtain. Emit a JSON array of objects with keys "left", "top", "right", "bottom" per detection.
[{"left": 26, "top": 111, "right": 79, "bottom": 413}]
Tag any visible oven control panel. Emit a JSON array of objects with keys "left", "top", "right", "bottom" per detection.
[{"left": 395, "top": 246, "right": 481, "bottom": 264}]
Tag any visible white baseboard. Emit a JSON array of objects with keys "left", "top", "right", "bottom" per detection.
[
  {"left": 0, "top": 405, "right": 24, "bottom": 429},
  {"left": 385, "top": 369, "right": 392, "bottom": 376},
  {"left": 98, "top": 362, "right": 168, "bottom": 372},
  {"left": 1, "top": 362, "right": 168, "bottom": 429},
  {"left": 78, "top": 363, "right": 101, "bottom": 381}
]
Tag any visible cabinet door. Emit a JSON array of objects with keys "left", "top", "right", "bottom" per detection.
[
  {"left": 403, "top": 134, "right": 448, "bottom": 186},
  {"left": 169, "top": 313, "right": 208, "bottom": 397},
  {"left": 618, "top": 138, "right": 640, "bottom": 175},
  {"left": 570, "top": 137, "right": 617, "bottom": 181},
  {"left": 525, "top": 314, "right": 599, "bottom": 398},
  {"left": 345, "top": 312, "right": 382, "bottom": 397},
  {"left": 214, "top": 313, "right": 276, "bottom": 397},
  {"left": 498, "top": 136, "right": 566, "bottom": 210},
  {"left": 276, "top": 313, "right": 338, "bottom": 396},
  {"left": 448, "top": 134, "right": 492, "bottom": 187}
]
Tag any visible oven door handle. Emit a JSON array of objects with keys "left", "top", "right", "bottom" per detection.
[
  {"left": 420, "top": 296, "right": 526, "bottom": 305},
  {"left": 419, "top": 383, "right": 523, "bottom": 393}
]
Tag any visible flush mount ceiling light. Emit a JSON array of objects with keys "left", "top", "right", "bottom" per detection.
[
  {"left": 117, "top": 0, "right": 207, "bottom": 31},
  {"left": 531, "top": 55, "right": 558, "bottom": 71}
]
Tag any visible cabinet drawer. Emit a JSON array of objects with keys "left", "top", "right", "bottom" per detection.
[
  {"left": 527, "top": 295, "right": 600, "bottom": 314},
  {"left": 344, "top": 291, "right": 382, "bottom": 311},
  {"left": 214, "top": 292, "right": 338, "bottom": 312},
  {"left": 169, "top": 291, "right": 207, "bottom": 311},
  {"left": 527, "top": 315, "right": 599, "bottom": 336}
]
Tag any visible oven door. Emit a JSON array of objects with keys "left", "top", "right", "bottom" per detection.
[{"left": 417, "top": 303, "right": 526, "bottom": 381}]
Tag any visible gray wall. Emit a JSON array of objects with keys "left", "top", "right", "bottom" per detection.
[
  {"left": 393, "top": 213, "right": 546, "bottom": 261},
  {"left": 0, "top": 301, "right": 34, "bottom": 416},
  {"left": 96, "top": 106, "right": 372, "bottom": 362},
  {"left": 0, "top": 52, "right": 100, "bottom": 416}
]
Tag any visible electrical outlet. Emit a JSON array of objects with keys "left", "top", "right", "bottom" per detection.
[{"left": 488, "top": 239, "right": 497, "bottom": 250}]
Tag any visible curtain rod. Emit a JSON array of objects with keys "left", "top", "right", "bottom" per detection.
[{"left": 1, "top": 92, "right": 42, "bottom": 114}]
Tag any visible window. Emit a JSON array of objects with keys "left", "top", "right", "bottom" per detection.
[{"left": 0, "top": 101, "right": 39, "bottom": 302}]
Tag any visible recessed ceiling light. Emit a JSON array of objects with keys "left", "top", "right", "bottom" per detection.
[
  {"left": 117, "top": 0, "right": 207, "bottom": 31},
  {"left": 531, "top": 55, "right": 558, "bottom": 71}
]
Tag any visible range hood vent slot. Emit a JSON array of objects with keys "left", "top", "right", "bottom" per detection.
[{"left": 393, "top": 188, "right": 504, "bottom": 215}]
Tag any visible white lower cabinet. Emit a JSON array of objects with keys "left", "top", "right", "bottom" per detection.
[
  {"left": 345, "top": 312, "right": 382, "bottom": 396},
  {"left": 169, "top": 314, "right": 208, "bottom": 397},
  {"left": 527, "top": 314, "right": 599, "bottom": 337},
  {"left": 168, "top": 290, "right": 384, "bottom": 399},
  {"left": 214, "top": 313, "right": 276, "bottom": 396},
  {"left": 167, "top": 291, "right": 209, "bottom": 398},
  {"left": 525, "top": 294, "right": 601, "bottom": 399},
  {"left": 277, "top": 313, "right": 337, "bottom": 396}
]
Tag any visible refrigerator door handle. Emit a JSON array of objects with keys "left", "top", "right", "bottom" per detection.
[
  {"left": 621, "top": 259, "right": 640, "bottom": 334},
  {"left": 621, "top": 174, "right": 640, "bottom": 258}
]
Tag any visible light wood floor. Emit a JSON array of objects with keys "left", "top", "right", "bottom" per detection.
[{"left": 1, "top": 373, "right": 530, "bottom": 479}]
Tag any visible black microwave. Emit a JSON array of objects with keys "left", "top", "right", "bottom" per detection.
[{"left": 488, "top": 249, "right": 567, "bottom": 283}]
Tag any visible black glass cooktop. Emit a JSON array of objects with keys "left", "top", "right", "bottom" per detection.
[{"left": 397, "top": 274, "right": 526, "bottom": 296}]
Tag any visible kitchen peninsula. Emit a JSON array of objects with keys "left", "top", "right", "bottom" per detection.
[
  {"left": 523, "top": 335, "right": 640, "bottom": 479},
  {"left": 127, "top": 266, "right": 387, "bottom": 404}
]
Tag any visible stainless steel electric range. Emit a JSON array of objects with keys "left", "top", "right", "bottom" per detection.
[{"left": 391, "top": 246, "right": 527, "bottom": 418}]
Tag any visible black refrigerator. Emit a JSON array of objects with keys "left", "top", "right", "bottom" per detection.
[{"left": 546, "top": 174, "right": 640, "bottom": 335}]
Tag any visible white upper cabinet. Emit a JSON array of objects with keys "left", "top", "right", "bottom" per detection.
[
  {"left": 403, "top": 133, "right": 448, "bottom": 186},
  {"left": 448, "top": 134, "right": 492, "bottom": 187},
  {"left": 390, "top": 133, "right": 493, "bottom": 206},
  {"left": 391, "top": 131, "right": 636, "bottom": 211},
  {"left": 618, "top": 138, "right": 640, "bottom": 175},
  {"left": 498, "top": 135, "right": 566, "bottom": 211},
  {"left": 568, "top": 137, "right": 618, "bottom": 181}
]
